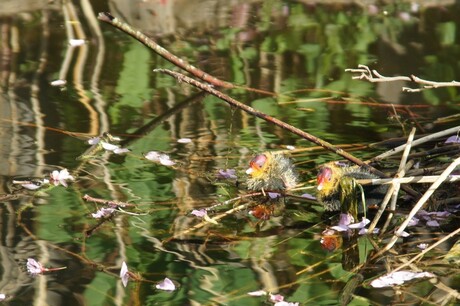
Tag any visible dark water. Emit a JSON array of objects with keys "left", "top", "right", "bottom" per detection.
[{"left": 0, "top": 1, "right": 459, "bottom": 305}]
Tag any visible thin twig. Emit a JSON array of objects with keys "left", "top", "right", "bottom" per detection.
[
  {"left": 370, "top": 125, "right": 460, "bottom": 162},
  {"left": 83, "top": 194, "right": 136, "bottom": 207},
  {"left": 346, "top": 64, "right": 460, "bottom": 92}
]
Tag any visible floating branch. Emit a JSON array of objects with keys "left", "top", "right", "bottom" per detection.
[{"left": 346, "top": 64, "right": 460, "bottom": 92}]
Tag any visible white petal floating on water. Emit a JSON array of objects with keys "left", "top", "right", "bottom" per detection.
[
  {"left": 145, "top": 151, "right": 175, "bottom": 166},
  {"left": 120, "top": 262, "right": 129, "bottom": 288},
  {"left": 156, "top": 277, "right": 176, "bottom": 291},
  {"left": 88, "top": 137, "right": 100, "bottom": 145},
  {"left": 50, "top": 79, "right": 67, "bottom": 87},
  {"left": 270, "top": 293, "right": 284, "bottom": 302},
  {"left": 274, "top": 302, "right": 299, "bottom": 306},
  {"left": 216, "top": 169, "right": 237, "bottom": 179},
  {"left": 417, "top": 243, "right": 428, "bottom": 250},
  {"left": 268, "top": 192, "right": 281, "bottom": 199},
  {"left": 247, "top": 290, "right": 267, "bottom": 296},
  {"left": 27, "top": 258, "right": 43, "bottom": 275},
  {"left": 445, "top": 135, "right": 460, "bottom": 144},
  {"left": 177, "top": 138, "right": 192, "bottom": 143},
  {"left": 159, "top": 155, "right": 175, "bottom": 166},
  {"left": 348, "top": 218, "right": 370, "bottom": 229},
  {"left": 50, "top": 169, "right": 74, "bottom": 187},
  {"left": 69, "top": 39, "right": 85, "bottom": 46},
  {"left": 113, "top": 148, "right": 130, "bottom": 154},
  {"left": 301, "top": 193, "right": 316, "bottom": 200},
  {"left": 100, "top": 141, "right": 119, "bottom": 151},
  {"left": 370, "top": 270, "right": 435, "bottom": 288},
  {"left": 91, "top": 207, "right": 115, "bottom": 219},
  {"left": 190, "top": 209, "right": 207, "bottom": 218},
  {"left": 399, "top": 231, "right": 410, "bottom": 237},
  {"left": 426, "top": 220, "right": 440, "bottom": 227},
  {"left": 145, "top": 151, "right": 161, "bottom": 161}
]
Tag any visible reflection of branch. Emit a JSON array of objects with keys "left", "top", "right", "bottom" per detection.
[
  {"left": 97, "top": 12, "right": 274, "bottom": 96},
  {"left": 346, "top": 64, "right": 460, "bottom": 92}
]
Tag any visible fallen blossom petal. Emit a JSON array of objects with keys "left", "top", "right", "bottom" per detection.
[
  {"left": 144, "top": 151, "right": 175, "bottom": 166},
  {"left": 159, "top": 155, "right": 175, "bottom": 166},
  {"left": 431, "top": 211, "right": 451, "bottom": 218},
  {"left": 69, "top": 39, "right": 85, "bottom": 46},
  {"left": 50, "top": 79, "right": 66, "bottom": 87},
  {"left": 445, "top": 135, "right": 460, "bottom": 144},
  {"left": 88, "top": 137, "right": 100, "bottom": 145},
  {"left": 417, "top": 243, "right": 428, "bottom": 250},
  {"left": 370, "top": 271, "right": 435, "bottom": 288},
  {"left": 301, "top": 193, "right": 316, "bottom": 200},
  {"left": 177, "top": 138, "right": 192, "bottom": 143},
  {"left": 399, "top": 231, "right": 410, "bottom": 237},
  {"left": 270, "top": 293, "right": 284, "bottom": 302},
  {"left": 331, "top": 225, "right": 349, "bottom": 232},
  {"left": 156, "top": 277, "right": 176, "bottom": 291},
  {"left": 145, "top": 151, "right": 161, "bottom": 161},
  {"left": 408, "top": 217, "right": 419, "bottom": 227},
  {"left": 247, "top": 290, "right": 267, "bottom": 296},
  {"left": 274, "top": 302, "right": 299, "bottom": 306},
  {"left": 190, "top": 209, "right": 207, "bottom": 218},
  {"left": 91, "top": 207, "right": 115, "bottom": 219},
  {"left": 216, "top": 169, "right": 237, "bottom": 179},
  {"left": 426, "top": 220, "right": 440, "bottom": 227},
  {"left": 338, "top": 213, "right": 354, "bottom": 227},
  {"left": 113, "top": 148, "right": 130, "bottom": 154},
  {"left": 0, "top": 293, "right": 5, "bottom": 301},
  {"left": 286, "top": 145, "right": 295, "bottom": 150},
  {"left": 100, "top": 141, "right": 119, "bottom": 151},
  {"left": 27, "top": 258, "right": 44, "bottom": 275},
  {"left": 120, "top": 262, "right": 129, "bottom": 287},
  {"left": 348, "top": 218, "right": 370, "bottom": 229},
  {"left": 268, "top": 192, "right": 281, "bottom": 199}
]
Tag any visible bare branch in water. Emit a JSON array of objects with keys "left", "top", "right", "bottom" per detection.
[{"left": 346, "top": 64, "right": 460, "bottom": 92}]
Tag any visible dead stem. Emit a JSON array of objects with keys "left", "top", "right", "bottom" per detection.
[
  {"left": 346, "top": 64, "right": 460, "bottom": 92},
  {"left": 374, "top": 155, "right": 460, "bottom": 258}
]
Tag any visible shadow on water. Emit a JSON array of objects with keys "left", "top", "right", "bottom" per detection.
[{"left": 0, "top": 0, "right": 459, "bottom": 305}]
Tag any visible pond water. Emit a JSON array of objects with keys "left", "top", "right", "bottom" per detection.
[{"left": 1, "top": 1, "right": 459, "bottom": 305}]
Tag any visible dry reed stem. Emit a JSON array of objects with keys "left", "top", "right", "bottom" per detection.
[
  {"left": 370, "top": 125, "right": 460, "bottom": 162},
  {"left": 374, "top": 155, "right": 460, "bottom": 258}
]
